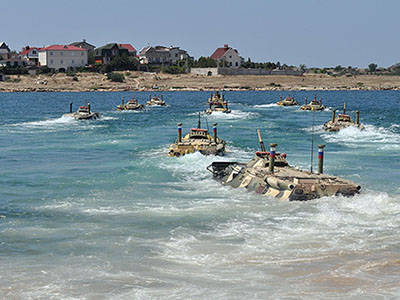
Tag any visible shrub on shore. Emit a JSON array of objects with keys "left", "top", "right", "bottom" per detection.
[{"left": 107, "top": 72, "right": 125, "bottom": 82}]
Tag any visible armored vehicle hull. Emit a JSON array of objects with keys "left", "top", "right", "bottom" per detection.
[
  {"left": 207, "top": 132, "right": 360, "bottom": 201},
  {"left": 300, "top": 97, "right": 325, "bottom": 111},
  {"left": 276, "top": 96, "right": 298, "bottom": 106},
  {"left": 324, "top": 105, "right": 364, "bottom": 132},
  {"left": 206, "top": 91, "right": 231, "bottom": 114},
  {"left": 169, "top": 118, "right": 226, "bottom": 157},
  {"left": 63, "top": 103, "right": 100, "bottom": 120},
  {"left": 146, "top": 95, "right": 166, "bottom": 106},
  {"left": 117, "top": 97, "right": 144, "bottom": 111}
]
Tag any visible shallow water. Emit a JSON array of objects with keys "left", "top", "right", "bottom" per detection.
[{"left": 0, "top": 91, "right": 400, "bottom": 299}]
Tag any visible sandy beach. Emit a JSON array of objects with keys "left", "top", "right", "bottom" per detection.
[{"left": 1, "top": 72, "right": 400, "bottom": 92}]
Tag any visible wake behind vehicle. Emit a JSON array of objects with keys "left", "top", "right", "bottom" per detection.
[
  {"left": 207, "top": 130, "right": 360, "bottom": 201},
  {"left": 63, "top": 102, "right": 100, "bottom": 120},
  {"left": 205, "top": 91, "right": 231, "bottom": 114},
  {"left": 323, "top": 103, "right": 364, "bottom": 132},
  {"left": 168, "top": 113, "right": 226, "bottom": 157},
  {"left": 276, "top": 96, "right": 298, "bottom": 106}
]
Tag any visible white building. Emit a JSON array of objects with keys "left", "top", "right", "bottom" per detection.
[
  {"left": 38, "top": 45, "right": 88, "bottom": 71},
  {"left": 20, "top": 46, "right": 39, "bottom": 64},
  {"left": 210, "top": 44, "right": 243, "bottom": 68},
  {"left": 139, "top": 45, "right": 191, "bottom": 65}
]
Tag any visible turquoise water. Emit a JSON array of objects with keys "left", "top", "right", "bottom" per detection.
[{"left": 1, "top": 91, "right": 399, "bottom": 299}]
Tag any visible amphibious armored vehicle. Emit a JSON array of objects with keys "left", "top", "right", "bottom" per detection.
[
  {"left": 168, "top": 114, "right": 226, "bottom": 157},
  {"left": 300, "top": 96, "right": 325, "bottom": 111},
  {"left": 117, "top": 93, "right": 144, "bottom": 111},
  {"left": 146, "top": 95, "right": 166, "bottom": 106},
  {"left": 205, "top": 91, "right": 231, "bottom": 114},
  {"left": 323, "top": 103, "right": 364, "bottom": 132},
  {"left": 63, "top": 102, "right": 100, "bottom": 120},
  {"left": 276, "top": 96, "right": 298, "bottom": 106},
  {"left": 207, "top": 130, "right": 360, "bottom": 201}
]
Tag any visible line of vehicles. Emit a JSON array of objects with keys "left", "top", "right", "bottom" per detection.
[{"left": 63, "top": 91, "right": 365, "bottom": 202}]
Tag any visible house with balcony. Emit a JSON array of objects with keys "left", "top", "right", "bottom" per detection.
[
  {"left": 210, "top": 44, "right": 243, "bottom": 68},
  {"left": 20, "top": 46, "right": 39, "bottom": 65},
  {"left": 38, "top": 45, "right": 88, "bottom": 71}
]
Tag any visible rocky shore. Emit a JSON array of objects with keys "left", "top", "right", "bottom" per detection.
[{"left": 1, "top": 71, "right": 400, "bottom": 92}]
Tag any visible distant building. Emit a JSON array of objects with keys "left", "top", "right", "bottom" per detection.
[
  {"left": 0, "top": 42, "right": 11, "bottom": 59},
  {"left": 38, "top": 45, "right": 88, "bottom": 71},
  {"left": 94, "top": 43, "right": 129, "bottom": 64},
  {"left": 20, "top": 46, "right": 40, "bottom": 65},
  {"left": 69, "top": 39, "right": 96, "bottom": 52},
  {"left": 118, "top": 44, "right": 137, "bottom": 57},
  {"left": 210, "top": 44, "right": 243, "bottom": 68},
  {"left": 139, "top": 45, "right": 191, "bottom": 65}
]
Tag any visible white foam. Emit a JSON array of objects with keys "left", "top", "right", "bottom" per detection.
[
  {"left": 253, "top": 103, "right": 278, "bottom": 108},
  {"left": 321, "top": 124, "right": 400, "bottom": 150},
  {"left": 206, "top": 110, "right": 258, "bottom": 120},
  {"left": 12, "top": 115, "right": 76, "bottom": 128}
]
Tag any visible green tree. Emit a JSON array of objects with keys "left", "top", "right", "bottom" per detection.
[
  {"left": 368, "top": 63, "right": 377, "bottom": 73},
  {"left": 334, "top": 65, "right": 343, "bottom": 72}
]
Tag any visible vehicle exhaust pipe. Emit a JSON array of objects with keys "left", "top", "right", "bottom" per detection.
[
  {"left": 213, "top": 123, "right": 217, "bottom": 143},
  {"left": 177, "top": 123, "right": 182, "bottom": 143},
  {"left": 269, "top": 143, "right": 277, "bottom": 173},
  {"left": 318, "top": 144, "right": 325, "bottom": 174}
]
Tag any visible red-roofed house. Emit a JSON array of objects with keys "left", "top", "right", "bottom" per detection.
[
  {"left": 210, "top": 44, "right": 243, "bottom": 68},
  {"left": 20, "top": 46, "right": 40, "bottom": 64},
  {"left": 118, "top": 44, "right": 136, "bottom": 56},
  {"left": 38, "top": 45, "right": 88, "bottom": 71}
]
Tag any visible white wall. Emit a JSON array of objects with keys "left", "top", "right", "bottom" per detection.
[
  {"left": 221, "top": 48, "right": 242, "bottom": 68},
  {"left": 39, "top": 50, "right": 88, "bottom": 70}
]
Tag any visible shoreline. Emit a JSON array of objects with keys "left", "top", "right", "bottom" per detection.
[{"left": 1, "top": 72, "right": 400, "bottom": 92}]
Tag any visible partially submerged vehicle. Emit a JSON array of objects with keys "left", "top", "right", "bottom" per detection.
[
  {"left": 300, "top": 96, "right": 325, "bottom": 111},
  {"left": 205, "top": 91, "right": 231, "bottom": 114},
  {"left": 323, "top": 103, "right": 364, "bottom": 132},
  {"left": 117, "top": 93, "right": 144, "bottom": 111},
  {"left": 207, "top": 130, "right": 360, "bottom": 201},
  {"left": 63, "top": 102, "right": 100, "bottom": 120},
  {"left": 146, "top": 95, "right": 166, "bottom": 106},
  {"left": 168, "top": 114, "right": 226, "bottom": 157},
  {"left": 276, "top": 96, "right": 298, "bottom": 106}
]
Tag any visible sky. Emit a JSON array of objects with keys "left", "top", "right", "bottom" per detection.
[{"left": 1, "top": 0, "right": 399, "bottom": 68}]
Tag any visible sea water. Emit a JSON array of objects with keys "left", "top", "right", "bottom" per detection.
[{"left": 0, "top": 91, "right": 399, "bottom": 299}]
